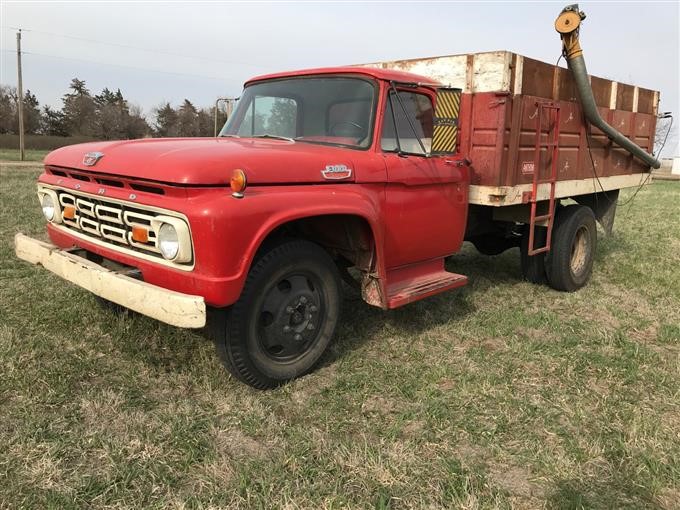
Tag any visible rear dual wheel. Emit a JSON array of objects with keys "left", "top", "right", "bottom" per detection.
[
  {"left": 520, "top": 225, "right": 548, "bottom": 284},
  {"left": 213, "top": 240, "right": 341, "bottom": 389},
  {"left": 520, "top": 205, "right": 597, "bottom": 291},
  {"left": 546, "top": 205, "right": 597, "bottom": 292}
]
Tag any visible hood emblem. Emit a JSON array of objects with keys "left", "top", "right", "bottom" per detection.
[
  {"left": 321, "top": 164, "right": 352, "bottom": 180},
  {"left": 83, "top": 151, "right": 104, "bottom": 166}
]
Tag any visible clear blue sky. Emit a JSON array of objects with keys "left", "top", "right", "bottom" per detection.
[{"left": 1, "top": 0, "right": 678, "bottom": 156}]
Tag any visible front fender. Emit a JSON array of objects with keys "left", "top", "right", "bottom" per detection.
[{"left": 194, "top": 183, "right": 387, "bottom": 306}]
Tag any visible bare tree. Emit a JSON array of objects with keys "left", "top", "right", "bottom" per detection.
[{"left": 654, "top": 116, "right": 675, "bottom": 156}]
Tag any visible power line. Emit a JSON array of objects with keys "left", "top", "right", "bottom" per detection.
[
  {"left": 2, "top": 25, "right": 269, "bottom": 69},
  {"left": 1, "top": 48, "right": 237, "bottom": 82}
]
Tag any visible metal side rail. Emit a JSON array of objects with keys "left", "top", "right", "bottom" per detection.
[{"left": 14, "top": 233, "right": 206, "bottom": 328}]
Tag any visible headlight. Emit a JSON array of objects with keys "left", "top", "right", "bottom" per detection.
[
  {"left": 37, "top": 189, "right": 62, "bottom": 223},
  {"left": 152, "top": 215, "right": 192, "bottom": 263},
  {"left": 41, "top": 194, "right": 55, "bottom": 221},
  {"left": 158, "top": 223, "right": 179, "bottom": 260}
]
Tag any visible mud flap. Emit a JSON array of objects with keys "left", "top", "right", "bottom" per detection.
[{"left": 575, "top": 190, "right": 619, "bottom": 236}]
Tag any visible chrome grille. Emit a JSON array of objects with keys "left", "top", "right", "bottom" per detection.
[{"left": 57, "top": 189, "right": 161, "bottom": 256}]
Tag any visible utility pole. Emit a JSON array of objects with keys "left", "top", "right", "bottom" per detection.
[{"left": 16, "top": 30, "right": 25, "bottom": 161}]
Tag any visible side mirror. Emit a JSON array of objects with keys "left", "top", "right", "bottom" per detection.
[{"left": 431, "top": 88, "right": 462, "bottom": 155}]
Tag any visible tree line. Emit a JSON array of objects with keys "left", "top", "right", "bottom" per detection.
[{"left": 0, "top": 78, "right": 228, "bottom": 140}]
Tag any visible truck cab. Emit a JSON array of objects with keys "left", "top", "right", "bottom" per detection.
[{"left": 17, "top": 67, "right": 472, "bottom": 388}]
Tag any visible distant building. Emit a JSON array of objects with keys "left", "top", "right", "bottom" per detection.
[{"left": 660, "top": 158, "right": 680, "bottom": 175}]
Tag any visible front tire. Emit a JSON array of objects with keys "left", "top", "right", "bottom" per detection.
[
  {"left": 214, "top": 240, "right": 341, "bottom": 389},
  {"left": 546, "top": 205, "right": 597, "bottom": 292}
]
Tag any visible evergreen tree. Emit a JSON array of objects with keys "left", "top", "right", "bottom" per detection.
[
  {"left": 153, "top": 102, "right": 179, "bottom": 137},
  {"left": 94, "top": 86, "right": 127, "bottom": 139},
  {"left": 177, "top": 99, "right": 199, "bottom": 137},
  {"left": 40, "top": 106, "right": 68, "bottom": 136},
  {"left": 22, "top": 90, "right": 42, "bottom": 135},
  {"left": 197, "top": 108, "right": 214, "bottom": 137},
  {"left": 62, "top": 78, "right": 96, "bottom": 136}
]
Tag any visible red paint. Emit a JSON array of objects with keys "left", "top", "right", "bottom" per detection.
[
  {"left": 37, "top": 62, "right": 654, "bottom": 312},
  {"left": 31, "top": 58, "right": 657, "bottom": 318},
  {"left": 36, "top": 63, "right": 653, "bottom": 311},
  {"left": 38, "top": 68, "right": 472, "bottom": 310},
  {"left": 386, "top": 259, "right": 468, "bottom": 308},
  {"left": 460, "top": 92, "right": 656, "bottom": 187}
]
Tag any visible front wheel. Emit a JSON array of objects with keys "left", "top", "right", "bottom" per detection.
[{"left": 213, "top": 240, "right": 341, "bottom": 389}]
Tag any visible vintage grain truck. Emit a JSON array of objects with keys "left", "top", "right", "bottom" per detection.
[{"left": 16, "top": 5, "right": 661, "bottom": 388}]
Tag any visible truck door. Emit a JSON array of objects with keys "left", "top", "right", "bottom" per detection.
[{"left": 381, "top": 87, "right": 468, "bottom": 269}]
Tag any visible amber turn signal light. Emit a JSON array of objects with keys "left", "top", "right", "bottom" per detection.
[
  {"left": 131, "top": 225, "right": 149, "bottom": 243},
  {"left": 230, "top": 169, "right": 247, "bottom": 197},
  {"left": 63, "top": 205, "right": 76, "bottom": 220}
]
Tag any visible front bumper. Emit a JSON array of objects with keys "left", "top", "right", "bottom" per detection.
[{"left": 14, "top": 233, "right": 206, "bottom": 328}]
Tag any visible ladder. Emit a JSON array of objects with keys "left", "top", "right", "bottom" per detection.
[{"left": 527, "top": 101, "right": 561, "bottom": 256}]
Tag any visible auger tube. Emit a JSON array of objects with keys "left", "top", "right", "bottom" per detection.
[{"left": 556, "top": 4, "right": 661, "bottom": 169}]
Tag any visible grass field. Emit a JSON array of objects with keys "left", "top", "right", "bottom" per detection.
[
  {"left": 0, "top": 149, "right": 50, "bottom": 162},
  {"left": 1, "top": 164, "right": 678, "bottom": 509}
]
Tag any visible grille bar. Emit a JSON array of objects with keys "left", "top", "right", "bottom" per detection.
[{"left": 56, "top": 189, "right": 162, "bottom": 257}]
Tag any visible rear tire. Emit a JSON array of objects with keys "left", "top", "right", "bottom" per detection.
[
  {"left": 546, "top": 205, "right": 597, "bottom": 292},
  {"left": 520, "top": 225, "right": 547, "bottom": 284},
  {"left": 213, "top": 240, "right": 341, "bottom": 389}
]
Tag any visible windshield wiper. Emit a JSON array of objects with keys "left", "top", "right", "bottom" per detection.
[
  {"left": 252, "top": 134, "right": 295, "bottom": 142},
  {"left": 219, "top": 134, "right": 240, "bottom": 138}
]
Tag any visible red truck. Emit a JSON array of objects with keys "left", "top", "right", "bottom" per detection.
[{"left": 16, "top": 6, "right": 661, "bottom": 388}]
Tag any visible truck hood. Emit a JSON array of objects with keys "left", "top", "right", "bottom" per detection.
[{"left": 44, "top": 138, "right": 361, "bottom": 185}]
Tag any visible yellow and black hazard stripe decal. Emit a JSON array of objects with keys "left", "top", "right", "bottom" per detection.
[{"left": 431, "top": 88, "right": 461, "bottom": 154}]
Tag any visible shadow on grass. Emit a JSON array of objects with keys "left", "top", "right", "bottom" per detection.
[
  {"left": 109, "top": 236, "right": 628, "bottom": 376},
  {"left": 102, "top": 305, "right": 218, "bottom": 374},
  {"left": 594, "top": 231, "right": 633, "bottom": 261},
  {"left": 107, "top": 247, "right": 524, "bottom": 375},
  {"left": 323, "top": 245, "right": 524, "bottom": 365}
]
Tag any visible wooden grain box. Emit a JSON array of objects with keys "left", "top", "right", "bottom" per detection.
[{"left": 360, "top": 51, "right": 659, "bottom": 205}]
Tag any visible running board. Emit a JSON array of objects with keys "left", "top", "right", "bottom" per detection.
[{"left": 385, "top": 259, "right": 468, "bottom": 309}]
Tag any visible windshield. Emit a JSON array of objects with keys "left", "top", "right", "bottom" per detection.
[{"left": 219, "top": 76, "right": 376, "bottom": 149}]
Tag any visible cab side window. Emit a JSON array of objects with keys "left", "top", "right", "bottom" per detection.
[{"left": 381, "top": 91, "right": 434, "bottom": 155}]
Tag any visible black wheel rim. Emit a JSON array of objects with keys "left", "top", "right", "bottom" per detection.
[{"left": 257, "top": 271, "right": 326, "bottom": 362}]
